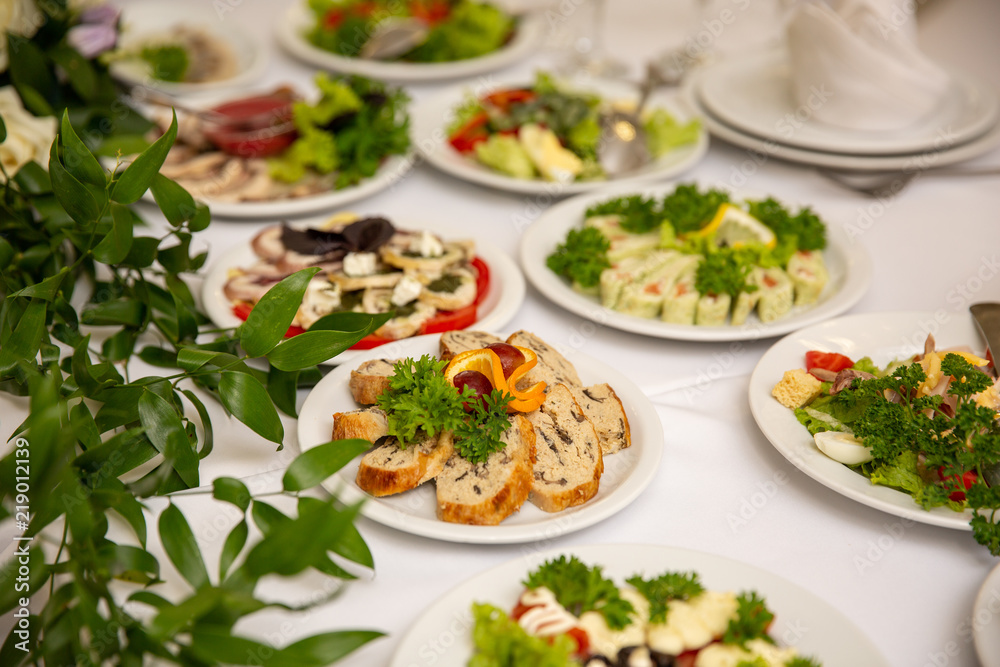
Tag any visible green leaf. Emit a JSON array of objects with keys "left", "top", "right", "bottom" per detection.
[
  {"left": 111, "top": 111, "right": 177, "bottom": 204},
  {"left": 48, "top": 141, "right": 102, "bottom": 225},
  {"left": 7, "top": 34, "right": 56, "bottom": 112},
  {"left": 282, "top": 439, "right": 369, "bottom": 492},
  {"left": 81, "top": 299, "right": 145, "bottom": 327},
  {"left": 239, "top": 268, "right": 321, "bottom": 358},
  {"left": 123, "top": 236, "right": 159, "bottom": 268},
  {"left": 150, "top": 173, "right": 198, "bottom": 225},
  {"left": 189, "top": 204, "right": 211, "bottom": 232},
  {"left": 105, "top": 492, "right": 148, "bottom": 549},
  {"left": 269, "top": 631, "right": 384, "bottom": 667},
  {"left": 159, "top": 503, "right": 210, "bottom": 590},
  {"left": 188, "top": 626, "right": 273, "bottom": 664},
  {"left": 267, "top": 330, "right": 366, "bottom": 371},
  {"left": 298, "top": 497, "right": 372, "bottom": 569},
  {"left": 12, "top": 161, "right": 51, "bottom": 194},
  {"left": 180, "top": 389, "right": 214, "bottom": 459},
  {"left": 0, "top": 547, "right": 47, "bottom": 614},
  {"left": 93, "top": 203, "right": 135, "bottom": 264},
  {"left": 139, "top": 346, "right": 178, "bottom": 368},
  {"left": 219, "top": 520, "right": 248, "bottom": 580},
  {"left": 49, "top": 45, "right": 98, "bottom": 101},
  {"left": 0, "top": 298, "right": 46, "bottom": 373},
  {"left": 213, "top": 478, "right": 251, "bottom": 512},
  {"left": 138, "top": 389, "right": 200, "bottom": 488},
  {"left": 0, "top": 115, "right": 5, "bottom": 142},
  {"left": 11, "top": 267, "right": 68, "bottom": 301},
  {"left": 267, "top": 366, "right": 300, "bottom": 417},
  {"left": 96, "top": 544, "right": 160, "bottom": 584},
  {"left": 218, "top": 371, "right": 284, "bottom": 445},
  {"left": 59, "top": 110, "right": 106, "bottom": 188},
  {"left": 148, "top": 588, "right": 222, "bottom": 640}
]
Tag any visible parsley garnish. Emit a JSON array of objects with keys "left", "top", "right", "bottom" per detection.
[
  {"left": 523, "top": 556, "right": 635, "bottom": 630},
  {"left": 723, "top": 591, "right": 775, "bottom": 648},
  {"left": 694, "top": 247, "right": 758, "bottom": 299},
  {"left": 453, "top": 389, "right": 513, "bottom": 464},
  {"left": 377, "top": 356, "right": 468, "bottom": 445},
  {"left": 625, "top": 570, "right": 704, "bottom": 624},
  {"left": 546, "top": 227, "right": 611, "bottom": 289},
  {"left": 747, "top": 197, "right": 826, "bottom": 251},
  {"left": 662, "top": 184, "right": 731, "bottom": 234},
  {"left": 585, "top": 195, "right": 661, "bottom": 233}
]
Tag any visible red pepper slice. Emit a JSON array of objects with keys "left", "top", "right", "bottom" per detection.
[
  {"left": 482, "top": 89, "right": 536, "bottom": 112},
  {"left": 448, "top": 112, "right": 490, "bottom": 153},
  {"left": 805, "top": 350, "right": 855, "bottom": 375},
  {"left": 938, "top": 467, "right": 977, "bottom": 502}
]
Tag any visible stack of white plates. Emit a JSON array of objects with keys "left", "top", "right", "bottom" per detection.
[{"left": 683, "top": 49, "right": 1000, "bottom": 172}]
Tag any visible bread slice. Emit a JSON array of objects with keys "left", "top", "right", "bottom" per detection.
[
  {"left": 438, "top": 330, "right": 503, "bottom": 361},
  {"left": 349, "top": 358, "right": 397, "bottom": 404},
  {"left": 526, "top": 384, "right": 603, "bottom": 512},
  {"left": 332, "top": 407, "right": 388, "bottom": 443},
  {"left": 505, "top": 330, "right": 582, "bottom": 390},
  {"left": 435, "top": 414, "right": 535, "bottom": 525},
  {"left": 570, "top": 383, "right": 631, "bottom": 455},
  {"left": 355, "top": 431, "right": 454, "bottom": 497}
]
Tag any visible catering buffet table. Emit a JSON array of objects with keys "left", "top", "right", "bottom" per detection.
[{"left": 3, "top": 0, "right": 1000, "bottom": 665}]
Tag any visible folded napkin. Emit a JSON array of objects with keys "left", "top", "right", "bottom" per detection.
[{"left": 785, "top": 0, "right": 952, "bottom": 131}]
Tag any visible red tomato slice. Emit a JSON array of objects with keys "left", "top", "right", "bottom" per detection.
[
  {"left": 471, "top": 256, "right": 490, "bottom": 306},
  {"left": 938, "top": 467, "right": 977, "bottom": 502},
  {"left": 448, "top": 112, "right": 490, "bottom": 153},
  {"left": 805, "top": 350, "right": 855, "bottom": 375}
]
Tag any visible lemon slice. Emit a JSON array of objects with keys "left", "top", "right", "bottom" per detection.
[{"left": 702, "top": 203, "right": 776, "bottom": 249}]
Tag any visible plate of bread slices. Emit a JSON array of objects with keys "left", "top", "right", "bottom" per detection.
[{"left": 296, "top": 330, "right": 664, "bottom": 543}]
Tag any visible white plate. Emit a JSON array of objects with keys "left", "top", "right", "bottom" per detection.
[
  {"left": 274, "top": 2, "right": 544, "bottom": 83},
  {"left": 685, "top": 82, "right": 1000, "bottom": 173},
  {"left": 695, "top": 50, "right": 999, "bottom": 156},
  {"left": 519, "top": 182, "right": 872, "bottom": 342},
  {"left": 110, "top": 2, "right": 267, "bottom": 96},
  {"left": 200, "top": 216, "right": 525, "bottom": 367},
  {"left": 296, "top": 334, "right": 664, "bottom": 543},
  {"left": 748, "top": 310, "right": 982, "bottom": 530},
  {"left": 412, "top": 76, "right": 709, "bottom": 196},
  {"left": 974, "top": 561, "right": 1000, "bottom": 666},
  {"left": 389, "top": 543, "right": 889, "bottom": 666}
]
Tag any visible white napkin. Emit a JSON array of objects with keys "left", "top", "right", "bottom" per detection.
[{"left": 785, "top": 0, "right": 952, "bottom": 131}]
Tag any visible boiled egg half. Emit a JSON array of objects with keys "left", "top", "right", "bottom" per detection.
[{"left": 814, "top": 431, "right": 873, "bottom": 465}]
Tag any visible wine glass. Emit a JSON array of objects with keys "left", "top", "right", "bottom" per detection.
[{"left": 557, "top": 0, "right": 628, "bottom": 78}]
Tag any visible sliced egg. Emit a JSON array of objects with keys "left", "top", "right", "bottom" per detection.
[{"left": 814, "top": 431, "right": 873, "bottom": 465}]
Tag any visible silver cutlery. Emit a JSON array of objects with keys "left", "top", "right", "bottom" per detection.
[{"left": 819, "top": 166, "right": 1000, "bottom": 197}]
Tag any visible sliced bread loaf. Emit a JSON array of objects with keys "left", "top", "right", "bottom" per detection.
[
  {"left": 438, "top": 330, "right": 503, "bottom": 361},
  {"left": 505, "top": 330, "right": 582, "bottom": 390},
  {"left": 356, "top": 431, "right": 454, "bottom": 497},
  {"left": 332, "top": 407, "right": 388, "bottom": 443},
  {"left": 435, "top": 414, "right": 536, "bottom": 525},
  {"left": 526, "top": 384, "right": 603, "bottom": 513},
  {"left": 349, "top": 358, "right": 397, "bottom": 404},
  {"left": 569, "top": 383, "right": 632, "bottom": 455}
]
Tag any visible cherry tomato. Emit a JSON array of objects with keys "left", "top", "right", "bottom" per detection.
[
  {"left": 323, "top": 8, "right": 345, "bottom": 29},
  {"left": 805, "top": 350, "right": 855, "bottom": 375},
  {"left": 409, "top": 0, "right": 450, "bottom": 24},
  {"left": 448, "top": 112, "right": 490, "bottom": 153},
  {"left": 938, "top": 467, "right": 978, "bottom": 502}
]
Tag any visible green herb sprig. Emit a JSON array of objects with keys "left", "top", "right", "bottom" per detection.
[
  {"left": 523, "top": 555, "right": 635, "bottom": 630},
  {"left": 723, "top": 591, "right": 775, "bottom": 648},
  {"left": 546, "top": 227, "right": 611, "bottom": 290},
  {"left": 453, "top": 389, "right": 514, "bottom": 464},
  {"left": 377, "top": 356, "right": 470, "bottom": 444},
  {"left": 625, "top": 571, "right": 704, "bottom": 624}
]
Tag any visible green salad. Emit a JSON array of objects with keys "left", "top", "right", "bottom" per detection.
[
  {"left": 546, "top": 184, "right": 828, "bottom": 327},
  {"left": 306, "top": 0, "right": 514, "bottom": 62},
  {"left": 775, "top": 343, "right": 1000, "bottom": 555},
  {"left": 447, "top": 72, "right": 701, "bottom": 183},
  {"left": 268, "top": 73, "right": 411, "bottom": 188}
]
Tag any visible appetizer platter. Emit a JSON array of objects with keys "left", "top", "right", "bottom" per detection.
[
  {"left": 520, "top": 182, "right": 871, "bottom": 342},
  {"left": 412, "top": 73, "right": 708, "bottom": 195},
  {"left": 201, "top": 213, "right": 524, "bottom": 367},
  {"left": 275, "top": 0, "right": 544, "bottom": 82},
  {"left": 138, "top": 73, "right": 412, "bottom": 219},
  {"left": 974, "top": 560, "right": 1000, "bottom": 666},
  {"left": 108, "top": 1, "right": 266, "bottom": 95},
  {"left": 389, "top": 544, "right": 889, "bottom": 666},
  {"left": 296, "top": 331, "right": 663, "bottom": 543},
  {"left": 747, "top": 311, "right": 997, "bottom": 531}
]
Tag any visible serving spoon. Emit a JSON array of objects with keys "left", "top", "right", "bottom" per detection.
[
  {"left": 359, "top": 17, "right": 430, "bottom": 60},
  {"left": 597, "top": 64, "right": 660, "bottom": 178}
]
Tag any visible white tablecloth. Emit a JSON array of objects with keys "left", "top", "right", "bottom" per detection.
[{"left": 3, "top": 0, "right": 1000, "bottom": 665}]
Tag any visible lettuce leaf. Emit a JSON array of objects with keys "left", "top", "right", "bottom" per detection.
[
  {"left": 468, "top": 603, "right": 577, "bottom": 667},
  {"left": 867, "top": 451, "right": 925, "bottom": 495},
  {"left": 644, "top": 108, "right": 700, "bottom": 157}
]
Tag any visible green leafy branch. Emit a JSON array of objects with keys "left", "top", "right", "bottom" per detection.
[{"left": 0, "top": 109, "right": 390, "bottom": 664}]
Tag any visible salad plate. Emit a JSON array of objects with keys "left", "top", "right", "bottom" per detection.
[
  {"left": 274, "top": 2, "right": 544, "bottom": 83},
  {"left": 200, "top": 215, "right": 525, "bottom": 367},
  {"left": 388, "top": 543, "right": 889, "bottom": 666},
  {"left": 974, "top": 560, "right": 1000, "bottom": 666},
  {"left": 748, "top": 310, "right": 981, "bottom": 530},
  {"left": 296, "top": 334, "right": 664, "bottom": 543},
  {"left": 519, "top": 182, "right": 872, "bottom": 342},
  {"left": 411, "top": 76, "right": 709, "bottom": 196},
  {"left": 694, "top": 49, "right": 1000, "bottom": 157},
  {"left": 109, "top": 2, "right": 267, "bottom": 97},
  {"left": 685, "top": 81, "right": 1000, "bottom": 173}
]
